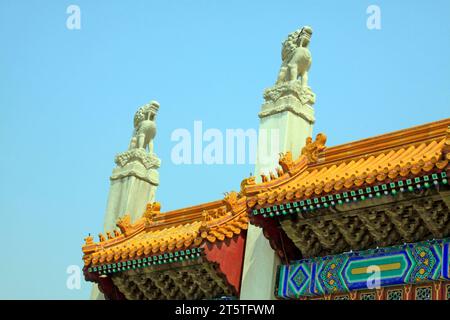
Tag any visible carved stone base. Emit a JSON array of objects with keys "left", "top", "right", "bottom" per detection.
[
  {"left": 111, "top": 161, "right": 159, "bottom": 185},
  {"left": 115, "top": 148, "right": 160, "bottom": 170},
  {"left": 104, "top": 150, "right": 161, "bottom": 233},
  {"left": 112, "top": 148, "right": 160, "bottom": 185},
  {"left": 259, "top": 80, "right": 315, "bottom": 122}
]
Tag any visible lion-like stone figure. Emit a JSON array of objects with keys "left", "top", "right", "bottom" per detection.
[
  {"left": 128, "top": 101, "right": 159, "bottom": 154},
  {"left": 275, "top": 26, "right": 313, "bottom": 87}
]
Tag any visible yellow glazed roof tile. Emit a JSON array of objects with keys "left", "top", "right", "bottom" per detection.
[
  {"left": 82, "top": 118, "right": 450, "bottom": 267},
  {"left": 82, "top": 192, "right": 248, "bottom": 267},
  {"left": 244, "top": 118, "right": 450, "bottom": 208}
]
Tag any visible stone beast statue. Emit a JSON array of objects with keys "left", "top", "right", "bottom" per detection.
[
  {"left": 275, "top": 26, "right": 313, "bottom": 87},
  {"left": 128, "top": 101, "right": 159, "bottom": 154}
]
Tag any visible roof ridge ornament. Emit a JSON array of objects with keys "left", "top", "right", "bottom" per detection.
[
  {"left": 240, "top": 175, "right": 256, "bottom": 194},
  {"left": 143, "top": 202, "right": 162, "bottom": 225},
  {"left": 444, "top": 126, "right": 450, "bottom": 160},
  {"left": 301, "top": 133, "right": 327, "bottom": 163},
  {"left": 116, "top": 214, "right": 133, "bottom": 235},
  {"left": 84, "top": 235, "right": 94, "bottom": 246},
  {"left": 223, "top": 191, "right": 239, "bottom": 209},
  {"left": 279, "top": 151, "right": 294, "bottom": 173}
]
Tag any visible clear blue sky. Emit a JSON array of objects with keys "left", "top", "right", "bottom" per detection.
[{"left": 0, "top": 0, "right": 449, "bottom": 299}]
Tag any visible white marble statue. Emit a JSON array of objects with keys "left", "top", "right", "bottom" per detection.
[
  {"left": 275, "top": 26, "right": 312, "bottom": 87},
  {"left": 129, "top": 101, "right": 159, "bottom": 153},
  {"left": 259, "top": 26, "right": 315, "bottom": 120}
]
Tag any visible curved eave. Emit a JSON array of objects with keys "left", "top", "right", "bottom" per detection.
[
  {"left": 82, "top": 195, "right": 249, "bottom": 269},
  {"left": 245, "top": 118, "right": 450, "bottom": 210}
]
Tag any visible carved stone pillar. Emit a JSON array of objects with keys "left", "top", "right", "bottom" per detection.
[
  {"left": 256, "top": 82, "right": 315, "bottom": 176},
  {"left": 103, "top": 149, "right": 160, "bottom": 232},
  {"left": 103, "top": 102, "right": 160, "bottom": 232},
  {"left": 240, "top": 26, "right": 316, "bottom": 300},
  {"left": 91, "top": 101, "right": 160, "bottom": 300}
]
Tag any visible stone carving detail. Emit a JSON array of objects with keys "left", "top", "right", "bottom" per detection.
[
  {"left": 111, "top": 101, "right": 161, "bottom": 185},
  {"left": 276, "top": 26, "right": 313, "bottom": 87},
  {"left": 259, "top": 81, "right": 316, "bottom": 120},
  {"left": 130, "top": 101, "right": 159, "bottom": 153},
  {"left": 115, "top": 148, "right": 160, "bottom": 169},
  {"left": 301, "top": 133, "right": 327, "bottom": 162},
  {"left": 259, "top": 26, "right": 316, "bottom": 120},
  {"left": 263, "top": 81, "right": 315, "bottom": 105}
]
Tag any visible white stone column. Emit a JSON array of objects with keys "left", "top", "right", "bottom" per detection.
[
  {"left": 240, "top": 26, "right": 316, "bottom": 299},
  {"left": 240, "top": 92, "right": 314, "bottom": 299},
  {"left": 103, "top": 150, "right": 160, "bottom": 232},
  {"left": 91, "top": 101, "right": 160, "bottom": 300}
]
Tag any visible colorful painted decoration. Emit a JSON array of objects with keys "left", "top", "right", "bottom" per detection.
[{"left": 277, "top": 238, "right": 450, "bottom": 299}]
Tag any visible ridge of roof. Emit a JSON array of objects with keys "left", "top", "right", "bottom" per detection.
[
  {"left": 244, "top": 118, "right": 450, "bottom": 195},
  {"left": 82, "top": 192, "right": 249, "bottom": 267},
  {"left": 318, "top": 118, "right": 450, "bottom": 165}
]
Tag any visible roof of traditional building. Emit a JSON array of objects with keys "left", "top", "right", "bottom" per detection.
[
  {"left": 82, "top": 192, "right": 248, "bottom": 299},
  {"left": 244, "top": 118, "right": 450, "bottom": 207},
  {"left": 82, "top": 196, "right": 247, "bottom": 266},
  {"left": 82, "top": 118, "right": 450, "bottom": 299},
  {"left": 244, "top": 118, "right": 450, "bottom": 261}
]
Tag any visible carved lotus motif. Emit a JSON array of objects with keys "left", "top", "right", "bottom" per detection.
[
  {"left": 263, "top": 81, "right": 315, "bottom": 105},
  {"left": 115, "top": 148, "right": 161, "bottom": 169}
]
